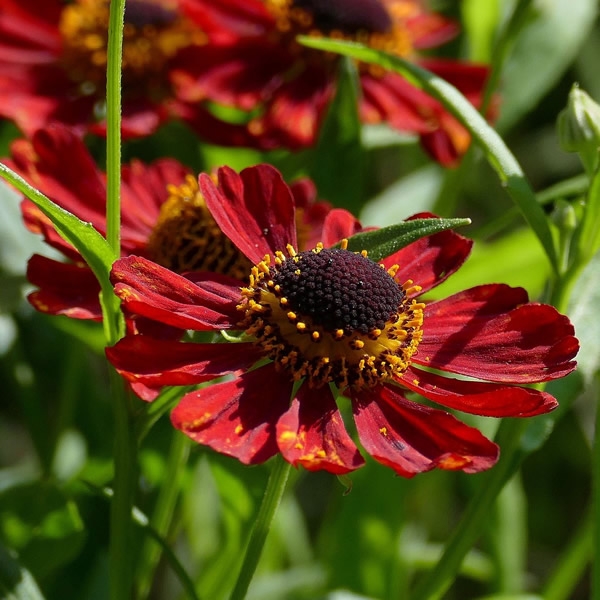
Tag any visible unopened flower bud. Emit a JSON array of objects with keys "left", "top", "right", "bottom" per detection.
[{"left": 558, "top": 85, "right": 600, "bottom": 173}]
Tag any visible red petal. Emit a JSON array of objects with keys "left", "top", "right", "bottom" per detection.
[
  {"left": 120, "top": 157, "right": 190, "bottom": 249},
  {"left": 180, "top": 0, "right": 273, "bottom": 43},
  {"left": 106, "top": 336, "right": 262, "bottom": 389},
  {"left": 171, "top": 364, "right": 292, "bottom": 465},
  {"left": 201, "top": 164, "right": 297, "bottom": 264},
  {"left": 400, "top": 366, "right": 558, "bottom": 417},
  {"left": 321, "top": 209, "right": 363, "bottom": 247},
  {"left": 419, "top": 285, "right": 579, "bottom": 382},
  {"left": 250, "top": 67, "right": 334, "bottom": 150},
  {"left": 380, "top": 212, "right": 472, "bottom": 295},
  {"left": 26, "top": 254, "right": 102, "bottom": 320},
  {"left": 111, "top": 256, "right": 241, "bottom": 330},
  {"left": 172, "top": 41, "right": 291, "bottom": 108},
  {"left": 351, "top": 385, "right": 499, "bottom": 477},
  {"left": 276, "top": 385, "right": 365, "bottom": 474}
]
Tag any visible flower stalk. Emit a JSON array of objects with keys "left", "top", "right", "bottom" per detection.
[{"left": 229, "top": 456, "right": 292, "bottom": 600}]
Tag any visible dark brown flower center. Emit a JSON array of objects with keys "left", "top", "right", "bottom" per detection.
[
  {"left": 264, "top": 0, "right": 413, "bottom": 67},
  {"left": 239, "top": 242, "right": 424, "bottom": 390},
  {"left": 59, "top": 0, "right": 204, "bottom": 97},
  {"left": 272, "top": 247, "right": 404, "bottom": 334},
  {"left": 147, "top": 175, "right": 252, "bottom": 279},
  {"left": 292, "top": 0, "right": 392, "bottom": 34}
]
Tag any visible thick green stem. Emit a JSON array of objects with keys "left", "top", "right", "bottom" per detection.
[
  {"left": 105, "top": 0, "right": 124, "bottom": 259},
  {"left": 109, "top": 370, "right": 137, "bottom": 600},
  {"left": 412, "top": 419, "right": 528, "bottom": 600},
  {"left": 228, "top": 456, "right": 292, "bottom": 600},
  {"left": 105, "top": 3, "right": 134, "bottom": 600}
]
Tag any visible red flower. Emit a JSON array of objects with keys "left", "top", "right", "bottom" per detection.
[
  {"left": 172, "top": 0, "right": 494, "bottom": 165},
  {"left": 4, "top": 124, "right": 330, "bottom": 321},
  {"left": 0, "top": 0, "right": 208, "bottom": 137},
  {"left": 106, "top": 164, "right": 578, "bottom": 477}
]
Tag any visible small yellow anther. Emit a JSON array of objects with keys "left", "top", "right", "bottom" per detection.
[
  {"left": 311, "top": 331, "right": 320, "bottom": 342},
  {"left": 296, "top": 322, "right": 307, "bottom": 332}
]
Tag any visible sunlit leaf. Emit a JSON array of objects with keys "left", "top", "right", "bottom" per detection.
[
  {"left": 298, "top": 36, "right": 559, "bottom": 273},
  {"left": 342, "top": 217, "right": 471, "bottom": 261}
]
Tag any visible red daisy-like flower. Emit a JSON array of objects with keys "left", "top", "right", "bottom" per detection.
[
  {"left": 106, "top": 164, "right": 578, "bottom": 477},
  {"left": 0, "top": 0, "right": 209, "bottom": 137},
  {"left": 4, "top": 124, "right": 331, "bottom": 321},
  {"left": 172, "top": 0, "right": 494, "bottom": 165}
]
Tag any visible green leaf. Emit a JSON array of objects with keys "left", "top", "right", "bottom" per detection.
[
  {"left": 0, "top": 162, "right": 116, "bottom": 299},
  {"left": 309, "top": 57, "right": 365, "bottom": 215},
  {"left": 577, "top": 161, "right": 600, "bottom": 261},
  {"left": 0, "top": 481, "right": 85, "bottom": 580},
  {"left": 0, "top": 541, "right": 45, "bottom": 600},
  {"left": 298, "top": 36, "right": 559, "bottom": 273},
  {"left": 497, "top": 0, "right": 597, "bottom": 132},
  {"left": 341, "top": 217, "right": 471, "bottom": 262},
  {"left": 568, "top": 250, "right": 600, "bottom": 384}
]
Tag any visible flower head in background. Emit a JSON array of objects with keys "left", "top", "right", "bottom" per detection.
[
  {"left": 106, "top": 163, "right": 578, "bottom": 477},
  {"left": 173, "top": 0, "right": 494, "bottom": 165},
  {"left": 3, "top": 124, "right": 330, "bottom": 321},
  {"left": 0, "top": 0, "right": 207, "bottom": 137}
]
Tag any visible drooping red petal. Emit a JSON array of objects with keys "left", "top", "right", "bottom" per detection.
[
  {"left": 26, "top": 254, "right": 101, "bottom": 320},
  {"left": 111, "top": 256, "right": 241, "bottom": 331},
  {"left": 276, "top": 384, "right": 365, "bottom": 474},
  {"left": 351, "top": 385, "right": 499, "bottom": 477},
  {"left": 9, "top": 125, "right": 107, "bottom": 258},
  {"left": 399, "top": 366, "right": 558, "bottom": 417},
  {"left": 171, "top": 363, "right": 293, "bottom": 465},
  {"left": 380, "top": 212, "right": 472, "bottom": 296},
  {"left": 106, "top": 336, "right": 263, "bottom": 390},
  {"left": 172, "top": 41, "right": 292, "bottom": 108},
  {"left": 250, "top": 66, "right": 334, "bottom": 150},
  {"left": 419, "top": 285, "right": 579, "bottom": 382},
  {"left": 201, "top": 164, "right": 297, "bottom": 264}
]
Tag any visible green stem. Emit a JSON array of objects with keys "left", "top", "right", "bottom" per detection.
[
  {"left": 593, "top": 374, "right": 600, "bottom": 600},
  {"left": 228, "top": 456, "right": 292, "bottom": 600},
  {"left": 542, "top": 508, "right": 592, "bottom": 600},
  {"left": 412, "top": 418, "right": 528, "bottom": 600},
  {"left": 109, "top": 369, "right": 137, "bottom": 600},
  {"left": 136, "top": 432, "right": 191, "bottom": 600},
  {"left": 105, "top": 3, "right": 134, "bottom": 600},
  {"left": 105, "top": 0, "right": 124, "bottom": 259}
]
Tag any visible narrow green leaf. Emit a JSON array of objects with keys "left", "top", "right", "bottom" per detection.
[
  {"left": 310, "top": 57, "right": 365, "bottom": 215},
  {"left": 578, "top": 162, "right": 600, "bottom": 260},
  {"left": 0, "top": 163, "right": 115, "bottom": 296},
  {"left": 341, "top": 218, "right": 471, "bottom": 262},
  {"left": 0, "top": 541, "right": 45, "bottom": 600},
  {"left": 298, "top": 37, "right": 559, "bottom": 272}
]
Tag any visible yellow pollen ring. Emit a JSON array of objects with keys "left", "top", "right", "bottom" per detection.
[{"left": 237, "top": 242, "right": 425, "bottom": 391}]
